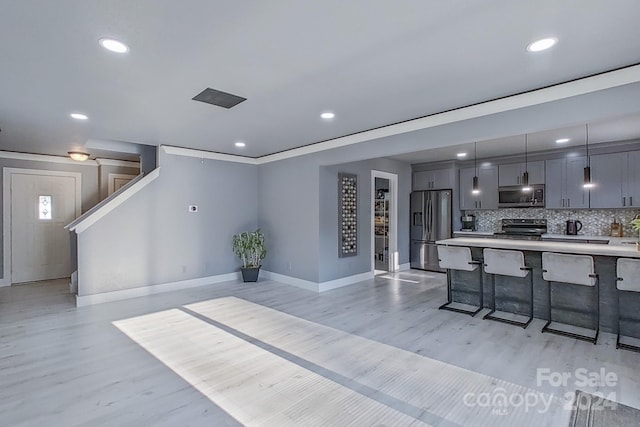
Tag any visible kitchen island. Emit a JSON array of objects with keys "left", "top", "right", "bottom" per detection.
[{"left": 435, "top": 236, "right": 640, "bottom": 336}]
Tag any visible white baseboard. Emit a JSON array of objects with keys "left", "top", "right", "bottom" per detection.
[
  {"left": 76, "top": 272, "right": 241, "bottom": 307},
  {"left": 262, "top": 270, "right": 374, "bottom": 293},
  {"left": 398, "top": 263, "right": 411, "bottom": 271},
  {"left": 318, "top": 271, "right": 374, "bottom": 292},
  {"left": 261, "top": 271, "right": 319, "bottom": 292}
]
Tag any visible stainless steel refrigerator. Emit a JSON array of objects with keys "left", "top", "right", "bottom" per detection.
[{"left": 410, "top": 190, "right": 452, "bottom": 272}]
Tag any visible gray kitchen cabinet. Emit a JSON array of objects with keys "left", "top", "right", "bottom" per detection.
[
  {"left": 459, "top": 165, "right": 498, "bottom": 210},
  {"left": 498, "top": 161, "right": 545, "bottom": 186},
  {"left": 545, "top": 158, "right": 564, "bottom": 208},
  {"left": 413, "top": 168, "right": 453, "bottom": 190},
  {"left": 590, "top": 152, "right": 625, "bottom": 208},
  {"left": 626, "top": 151, "right": 640, "bottom": 207},
  {"left": 545, "top": 156, "right": 589, "bottom": 209},
  {"left": 590, "top": 150, "right": 640, "bottom": 208}
]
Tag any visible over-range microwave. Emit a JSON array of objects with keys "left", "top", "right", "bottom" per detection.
[{"left": 498, "top": 185, "right": 545, "bottom": 208}]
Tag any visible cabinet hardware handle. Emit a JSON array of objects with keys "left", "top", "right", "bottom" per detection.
[
  {"left": 562, "top": 198, "right": 564, "bottom": 207},
  {"left": 623, "top": 197, "right": 626, "bottom": 206},
  {"left": 567, "top": 198, "right": 570, "bottom": 207},
  {"left": 631, "top": 196, "right": 633, "bottom": 206}
]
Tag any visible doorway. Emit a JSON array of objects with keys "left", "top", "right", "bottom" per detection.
[
  {"left": 3, "top": 168, "right": 81, "bottom": 285},
  {"left": 371, "top": 171, "right": 398, "bottom": 275}
]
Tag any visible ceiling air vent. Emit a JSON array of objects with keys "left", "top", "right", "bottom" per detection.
[{"left": 192, "top": 88, "right": 246, "bottom": 109}]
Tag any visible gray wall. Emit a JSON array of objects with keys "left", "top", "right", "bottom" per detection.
[
  {"left": 318, "top": 158, "right": 411, "bottom": 282},
  {"left": 258, "top": 156, "right": 320, "bottom": 282},
  {"left": 0, "top": 157, "right": 99, "bottom": 279},
  {"left": 77, "top": 151, "right": 258, "bottom": 296}
]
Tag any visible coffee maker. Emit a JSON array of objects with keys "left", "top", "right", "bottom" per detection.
[{"left": 461, "top": 214, "right": 476, "bottom": 231}]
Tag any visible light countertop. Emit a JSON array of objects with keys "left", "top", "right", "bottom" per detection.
[
  {"left": 453, "top": 231, "right": 495, "bottom": 236},
  {"left": 437, "top": 236, "right": 640, "bottom": 258}
]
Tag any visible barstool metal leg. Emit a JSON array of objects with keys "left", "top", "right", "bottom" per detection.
[
  {"left": 541, "top": 276, "right": 599, "bottom": 344},
  {"left": 484, "top": 267, "right": 533, "bottom": 328},
  {"left": 439, "top": 265, "right": 483, "bottom": 317},
  {"left": 616, "top": 289, "right": 640, "bottom": 352}
]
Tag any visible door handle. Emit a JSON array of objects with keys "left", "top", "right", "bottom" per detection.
[
  {"left": 567, "top": 198, "right": 570, "bottom": 207},
  {"left": 623, "top": 197, "right": 626, "bottom": 206}
]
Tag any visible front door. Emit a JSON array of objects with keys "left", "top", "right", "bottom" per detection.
[{"left": 11, "top": 173, "right": 78, "bottom": 283}]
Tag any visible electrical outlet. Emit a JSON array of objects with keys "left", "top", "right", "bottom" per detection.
[{"left": 188, "top": 205, "right": 198, "bottom": 212}]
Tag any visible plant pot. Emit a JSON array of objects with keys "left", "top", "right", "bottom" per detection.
[{"left": 240, "top": 267, "right": 261, "bottom": 282}]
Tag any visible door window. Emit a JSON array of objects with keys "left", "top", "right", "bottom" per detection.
[{"left": 38, "top": 195, "right": 52, "bottom": 220}]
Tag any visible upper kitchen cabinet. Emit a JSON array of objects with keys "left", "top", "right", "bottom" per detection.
[
  {"left": 591, "top": 150, "right": 640, "bottom": 208},
  {"left": 590, "top": 152, "right": 625, "bottom": 208},
  {"left": 545, "top": 156, "right": 589, "bottom": 209},
  {"left": 413, "top": 168, "right": 454, "bottom": 190},
  {"left": 459, "top": 165, "right": 498, "bottom": 210},
  {"left": 626, "top": 151, "right": 640, "bottom": 207},
  {"left": 498, "top": 161, "right": 545, "bottom": 187}
]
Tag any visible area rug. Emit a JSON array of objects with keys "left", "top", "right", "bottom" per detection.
[{"left": 569, "top": 390, "right": 640, "bottom": 427}]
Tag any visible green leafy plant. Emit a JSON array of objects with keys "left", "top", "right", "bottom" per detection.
[
  {"left": 632, "top": 217, "right": 640, "bottom": 237},
  {"left": 232, "top": 229, "right": 266, "bottom": 268}
]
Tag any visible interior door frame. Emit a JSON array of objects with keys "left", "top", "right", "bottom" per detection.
[
  {"left": 370, "top": 170, "right": 398, "bottom": 273},
  {"left": 107, "top": 173, "right": 138, "bottom": 196},
  {"left": 2, "top": 168, "right": 82, "bottom": 286}
]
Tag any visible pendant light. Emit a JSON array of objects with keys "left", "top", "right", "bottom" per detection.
[
  {"left": 472, "top": 142, "right": 480, "bottom": 194},
  {"left": 583, "top": 124, "right": 594, "bottom": 189},
  {"left": 522, "top": 134, "right": 532, "bottom": 192}
]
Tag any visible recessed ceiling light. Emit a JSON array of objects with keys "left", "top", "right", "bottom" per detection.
[
  {"left": 234, "top": 141, "right": 246, "bottom": 148},
  {"left": 526, "top": 37, "right": 558, "bottom": 52},
  {"left": 99, "top": 38, "right": 129, "bottom": 53},
  {"left": 456, "top": 152, "right": 467, "bottom": 158},
  {"left": 320, "top": 112, "right": 335, "bottom": 120},
  {"left": 70, "top": 113, "right": 88, "bottom": 120},
  {"left": 555, "top": 138, "right": 570, "bottom": 143}
]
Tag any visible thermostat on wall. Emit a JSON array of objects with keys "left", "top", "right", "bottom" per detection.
[{"left": 188, "top": 205, "right": 198, "bottom": 212}]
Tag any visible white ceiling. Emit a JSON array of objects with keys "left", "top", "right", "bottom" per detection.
[{"left": 1, "top": 1, "right": 640, "bottom": 160}]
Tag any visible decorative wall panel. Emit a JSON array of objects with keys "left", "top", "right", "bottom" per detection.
[{"left": 339, "top": 173, "right": 358, "bottom": 257}]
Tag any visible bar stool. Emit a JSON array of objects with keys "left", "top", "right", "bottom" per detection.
[
  {"left": 541, "top": 252, "right": 599, "bottom": 344},
  {"left": 437, "top": 245, "right": 483, "bottom": 316},
  {"left": 482, "top": 248, "right": 533, "bottom": 328},
  {"left": 616, "top": 258, "right": 640, "bottom": 352}
]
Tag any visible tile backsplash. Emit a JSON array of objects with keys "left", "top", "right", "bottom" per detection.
[{"left": 467, "top": 208, "right": 640, "bottom": 237}]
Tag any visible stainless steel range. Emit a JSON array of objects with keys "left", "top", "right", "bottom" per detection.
[{"left": 493, "top": 218, "right": 547, "bottom": 240}]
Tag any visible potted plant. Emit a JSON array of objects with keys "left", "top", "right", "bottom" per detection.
[
  {"left": 631, "top": 216, "right": 640, "bottom": 251},
  {"left": 232, "top": 229, "right": 266, "bottom": 282}
]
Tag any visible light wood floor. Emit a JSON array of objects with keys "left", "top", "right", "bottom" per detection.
[{"left": 1, "top": 272, "right": 639, "bottom": 426}]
